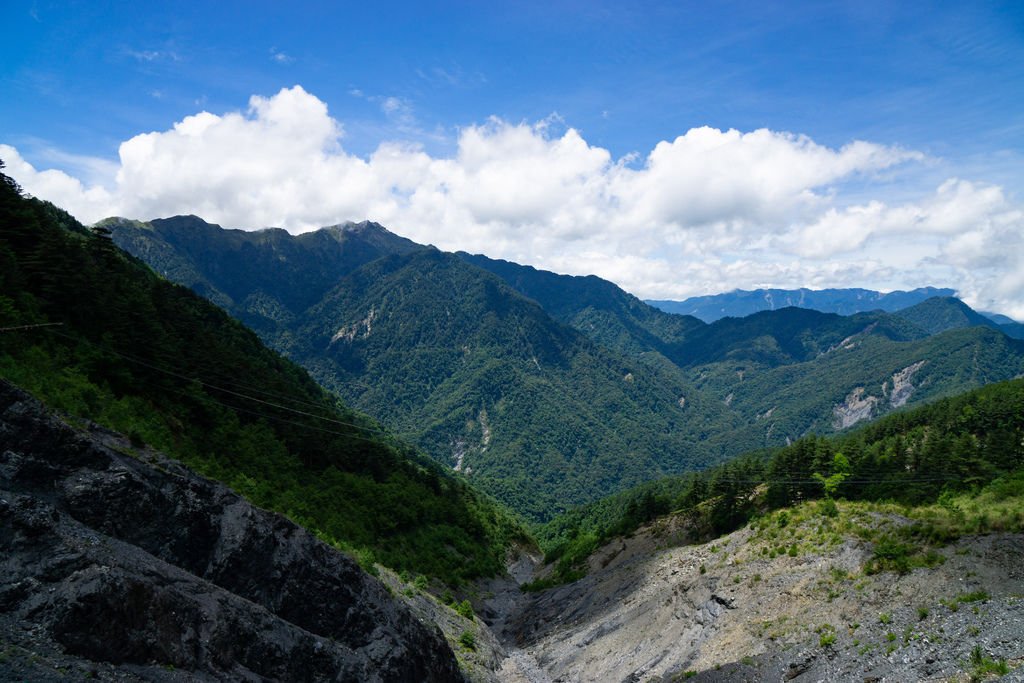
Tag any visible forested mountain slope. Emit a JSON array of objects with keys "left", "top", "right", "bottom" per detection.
[
  {"left": 893, "top": 295, "right": 1005, "bottom": 335},
  {"left": 289, "top": 248, "right": 732, "bottom": 522},
  {"left": 0, "top": 162, "right": 523, "bottom": 583},
  {"left": 458, "top": 251, "right": 703, "bottom": 355},
  {"left": 108, "top": 216, "right": 1024, "bottom": 523}
]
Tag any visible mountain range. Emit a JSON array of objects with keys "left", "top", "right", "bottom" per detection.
[
  {"left": 5, "top": 162, "right": 1024, "bottom": 682},
  {"left": 108, "top": 215, "right": 1024, "bottom": 522},
  {"left": 649, "top": 287, "right": 1024, "bottom": 338}
]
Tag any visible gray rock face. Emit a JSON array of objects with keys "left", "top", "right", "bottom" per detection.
[
  {"left": 499, "top": 510, "right": 1024, "bottom": 682},
  {"left": 0, "top": 380, "right": 464, "bottom": 682}
]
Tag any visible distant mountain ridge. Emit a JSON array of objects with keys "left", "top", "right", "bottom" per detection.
[
  {"left": 649, "top": 287, "right": 1024, "bottom": 340},
  {"left": 648, "top": 287, "right": 957, "bottom": 321}
]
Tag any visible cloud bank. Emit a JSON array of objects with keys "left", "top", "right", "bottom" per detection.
[{"left": 3, "top": 86, "right": 1022, "bottom": 318}]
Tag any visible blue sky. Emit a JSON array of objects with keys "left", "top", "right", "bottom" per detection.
[{"left": 2, "top": 1, "right": 1024, "bottom": 315}]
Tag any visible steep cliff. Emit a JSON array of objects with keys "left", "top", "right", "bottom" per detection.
[{"left": 0, "top": 380, "right": 464, "bottom": 682}]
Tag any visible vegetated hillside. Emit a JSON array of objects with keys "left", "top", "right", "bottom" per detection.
[
  {"left": 463, "top": 249, "right": 1024, "bottom": 455},
  {"left": 0, "top": 161, "right": 524, "bottom": 583},
  {"left": 457, "top": 251, "right": 703, "bottom": 355},
  {"left": 289, "top": 248, "right": 734, "bottom": 522},
  {"left": 689, "top": 324, "right": 1024, "bottom": 455},
  {"left": 109, "top": 216, "right": 1024, "bottom": 525},
  {"left": 0, "top": 380, "right": 463, "bottom": 682},
  {"left": 661, "top": 307, "right": 925, "bottom": 367},
  {"left": 534, "top": 376, "right": 1024, "bottom": 584},
  {"left": 648, "top": 286, "right": 956, "bottom": 322},
  {"left": 893, "top": 295, "right": 1005, "bottom": 335},
  {"left": 598, "top": 302, "right": 1024, "bottom": 455}
]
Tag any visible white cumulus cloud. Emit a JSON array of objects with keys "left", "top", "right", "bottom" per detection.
[{"left": 3, "top": 85, "right": 1022, "bottom": 318}]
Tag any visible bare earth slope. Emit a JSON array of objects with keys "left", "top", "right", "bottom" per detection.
[{"left": 495, "top": 505, "right": 1024, "bottom": 682}]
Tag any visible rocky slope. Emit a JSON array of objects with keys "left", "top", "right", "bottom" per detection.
[
  {"left": 492, "top": 503, "right": 1024, "bottom": 682},
  {"left": 0, "top": 380, "right": 463, "bottom": 682}
]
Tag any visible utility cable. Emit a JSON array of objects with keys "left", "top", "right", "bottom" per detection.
[{"left": 39, "top": 327, "right": 394, "bottom": 438}]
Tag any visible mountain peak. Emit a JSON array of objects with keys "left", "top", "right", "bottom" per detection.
[
  {"left": 318, "top": 219, "right": 423, "bottom": 253},
  {"left": 894, "top": 296, "right": 1002, "bottom": 336}
]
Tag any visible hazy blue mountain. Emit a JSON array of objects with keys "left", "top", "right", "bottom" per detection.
[
  {"left": 984, "top": 312, "right": 1017, "bottom": 325},
  {"left": 979, "top": 311, "right": 1024, "bottom": 339},
  {"left": 648, "top": 286, "right": 957, "bottom": 322},
  {"left": 998, "top": 322, "right": 1024, "bottom": 340}
]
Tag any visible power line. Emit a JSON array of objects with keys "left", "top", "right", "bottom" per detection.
[
  {"left": 161, "top": 385, "right": 404, "bottom": 447},
  {"left": 709, "top": 476, "right": 967, "bottom": 484},
  {"left": 0, "top": 322, "right": 64, "bottom": 332},
  {"left": 18, "top": 325, "right": 1009, "bottom": 486},
  {"left": 44, "top": 326, "right": 371, "bottom": 416},
  {"left": 40, "top": 327, "right": 394, "bottom": 439}
]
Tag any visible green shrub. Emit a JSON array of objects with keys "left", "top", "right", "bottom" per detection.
[
  {"left": 969, "top": 644, "right": 1009, "bottom": 680},
  {"left": 455, "top": 599, "right": 474, "bottom": 620},
  {"left": 957, "top": 590, "right": 989, "bottom": 603},
  {"left": 869, "top": 537, "right": 913, "bottom": 574}
]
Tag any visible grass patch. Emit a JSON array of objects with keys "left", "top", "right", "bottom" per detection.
[
  {"left": 957, "top": 590, "right": 990, "bottom": 604},
  {"left": 968, "top": 645, "right": 1009, "bottom": 681}
]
